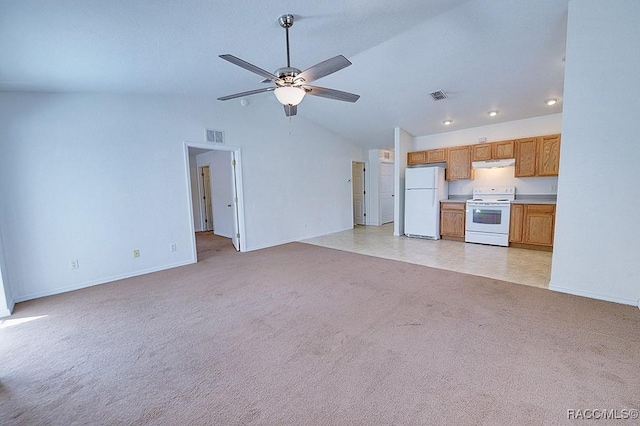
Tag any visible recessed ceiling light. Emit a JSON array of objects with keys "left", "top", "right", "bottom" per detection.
[
  {"left": 488, "top": 110, "right": 498, "bottom": 117},
  {"left": 546, "top": 98, "right": 559, "bottom": 106},
  {"left": 443, "top": 120, "right": 452, "bottom": 125}
]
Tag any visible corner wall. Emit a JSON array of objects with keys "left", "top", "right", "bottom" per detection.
[
  {"left": 550, "top": 0, "right": 640, "bottom": 306},
  {"left": 394, "top": 127, "right": 413, "bottom": 236}
]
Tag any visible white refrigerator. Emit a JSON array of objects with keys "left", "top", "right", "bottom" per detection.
[{"left": 404, "top": 166, "right": 448, "bottom": 239}]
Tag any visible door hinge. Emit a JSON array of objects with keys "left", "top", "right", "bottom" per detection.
[
  {"left": 232, "top": 159, "right": 236, "bottom": 166},
  {"left": 236, "top": 233, "right": 240, "bottom": 239},
  {"left": 363, "top": 168, "right": 366, "bottom": 172},
  {"left": 364, "top": 213, "right": 367, "bottom": 217},
  {"left": 364, "top": 190, "right": 366, "bottom": 194}
]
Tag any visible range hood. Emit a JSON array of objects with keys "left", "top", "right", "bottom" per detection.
[{"left": 472, "top": 158, "right": 516, "bottom": 169}]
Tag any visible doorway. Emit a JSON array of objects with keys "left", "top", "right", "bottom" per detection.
[
  {"left": 352, "top": 162, "right": 366, "bottom": 226},
  {"left": 184, "top": 142, "right": 246, "bottom": 258}
]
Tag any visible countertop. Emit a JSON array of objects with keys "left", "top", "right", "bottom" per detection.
[
  {"left": 511, "top": 199, "right": 556, "bottom": 204},
  {"left": 440, "top": 198, "right": 557, "bottom": 204}
]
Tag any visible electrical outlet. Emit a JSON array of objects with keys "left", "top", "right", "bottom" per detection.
[
  {"left": 70, "top": 259, "right": 79, "bottom": 269},
  {"left": 133, "top": 249, "right": 140, "bottom": 258},
  {"left": 170, "top": 243, "right": 177, "bottom": 252}
]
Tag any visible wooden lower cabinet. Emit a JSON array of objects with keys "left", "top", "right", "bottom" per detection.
[
  {"left": 509, "top": 203, "right": 555, "bottom": 250},
  {"left": 440, "top": 202, "right": 466, "bottom": 240}
]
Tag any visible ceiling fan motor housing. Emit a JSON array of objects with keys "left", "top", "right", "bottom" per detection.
[{"left": 275, "top": 67, "right": 304, "bottom": 85}]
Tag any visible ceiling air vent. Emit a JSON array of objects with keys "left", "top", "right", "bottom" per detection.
[
  {"left": 429, "top": 90, "right": 448, "bottom": 101},
  {"left": 205, "top": 129, "right": 224, "bottom": 144}
]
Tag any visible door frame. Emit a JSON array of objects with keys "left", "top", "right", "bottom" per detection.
[{"left": 183, "top": 142, "right": 247, "bottom": 257}]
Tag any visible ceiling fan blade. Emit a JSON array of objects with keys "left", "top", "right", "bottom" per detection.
[
  {"left": 284, "top": 104, "right": 297, "bottom": 117},
  {"left": 219, "top": 54, "right": 281, "bottom": 82},
  {"left": 217, "top": 87, "right": 274, "bottom": 101},
  {"left": 303, "top": 85, "right": 360, "bottom": 103},
  {"left": 296, "top": 55, "right": 352, "bottom": 84}
]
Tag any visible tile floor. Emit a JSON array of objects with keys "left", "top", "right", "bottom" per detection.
[{"left": 302, "top": 223, "right": 552, "bottom": 288}]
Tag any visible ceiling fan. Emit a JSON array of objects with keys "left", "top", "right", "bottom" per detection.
[{"left": 217, "top": 14, "right": 360, "bottom": 117}]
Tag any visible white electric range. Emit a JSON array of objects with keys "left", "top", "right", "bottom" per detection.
[{"left": 465, "top": 186, "right": 515, "bottom": 247}]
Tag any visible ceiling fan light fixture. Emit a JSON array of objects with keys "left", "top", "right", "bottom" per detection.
[
  {"left": 274, "top": 86, "right": 306, "bottom": 106},
  {"left": 443, "top": 119, "right": 453, "bottom": 126},
  {"left": 546, "top": 98, "right": 558, "bottom": 106},
  {"left": 488, "top": 110, "right": 498, "bottom": 117}
]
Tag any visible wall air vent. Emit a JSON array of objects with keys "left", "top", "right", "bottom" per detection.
[
  {"left": 205, "top": 129, "right": 224, "bottom": 144},
  {"left": 429, "top": 90, "right": 448, "bottom": 101}
]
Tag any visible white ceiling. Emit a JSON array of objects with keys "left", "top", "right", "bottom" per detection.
[{"left": 0, "top": 0, "right": 569, "bottom": 148}]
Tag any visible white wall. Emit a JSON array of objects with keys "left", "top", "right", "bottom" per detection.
[
  {"left": 394, "top": 127, "right": 413, "bottom": 236},
  {"left": 367, "top": 151, "right": 379, "bottom": 226},
  {"left": 0, "top": 92, "right": 365, "bottom": 302},
  {"left": 0, "top": 226, "right": 13, "bottom": 317},
  {"left": 414, "top": 114, "right": 563, "bottom": 195},
  {"left": 549, "top": 0, "right": 640, "bottom": 306}
]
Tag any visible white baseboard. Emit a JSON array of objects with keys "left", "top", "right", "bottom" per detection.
[
  {"left": 13, "top": 259, "right": 195, "bottom": 303},
  {"left": 549, "top": 283, "right": 639, "bottom": 307}
]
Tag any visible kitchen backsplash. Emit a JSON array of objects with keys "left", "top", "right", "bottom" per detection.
[{"left": 447, "top": 167, "right": 558, "bottom": 196}]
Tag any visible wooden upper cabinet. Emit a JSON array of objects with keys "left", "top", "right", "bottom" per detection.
[
  {"left": 446, "top": 146, "right": 473, "bottom": 180},
  {"left": 472, "top": 143, "right": 492, "bottom": 161},
  {"left": 537, "top": 134, "right": 561, "bottom": 176},
  {"left": 426, "top": 148, "right": 446, "bottom": 163},
  {"left": 407, "top": 151, "right": 426, "bottom": 165},
  {"left": 473, "top": 140, "right": 514, "bottom": 161},
  {"left": 492, "top": 140, "right": 515, "bottom": 159},
  {"left": 514, "top": 137, "right": 538, "bottom": 177},
  {"left": 407, "top": 148, "right": 447, "bottom": 165}
]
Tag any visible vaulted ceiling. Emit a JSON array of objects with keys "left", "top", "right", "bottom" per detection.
[{"left": 0, "top": 0, "right": 569, "bottom": 148}]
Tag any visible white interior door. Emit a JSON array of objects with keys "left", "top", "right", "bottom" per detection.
[
  {"left": 352, "top": 162, "right": 365, "bottom": 225},
  {"left": 230, "top": 152, "right": 240, "bottom": 252},
  {"left": 380, "top": 162, "right": 394, "bottom": 224},
  {"left": 210, "top": 151, "right": 234, "bottom": 238}
]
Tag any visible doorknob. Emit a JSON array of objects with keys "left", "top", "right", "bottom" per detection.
[{"left": 227, "top": 204, "right": 232, "bottom": 207}]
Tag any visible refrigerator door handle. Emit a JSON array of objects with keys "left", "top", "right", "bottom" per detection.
[{"left": 432, "top": 186, "right": 436, "bottom": 207}]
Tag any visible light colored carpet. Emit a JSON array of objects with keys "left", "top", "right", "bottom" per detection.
[{"left": 1, "top": 233, "right": 639, "bottom": 425}]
